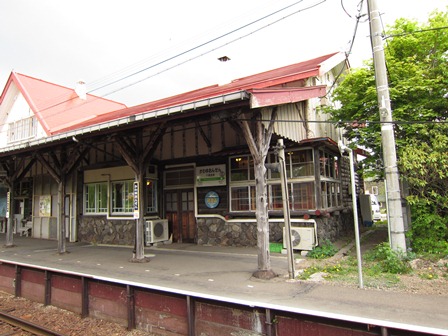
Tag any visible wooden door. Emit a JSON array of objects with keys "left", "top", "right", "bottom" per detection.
[{"left": 165, "top": 189, "right": 196, "bottom": 243}]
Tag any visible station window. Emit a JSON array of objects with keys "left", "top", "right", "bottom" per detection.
[
  {"left": 84, "top": 182, "right": 108, "bottom": 214},
  {"left": 146, "top": 179, "right": 157, "bottom": 213},
  {"left": 229, "top": 148, "right": 339, "bottom": 212},
  {"left": 111, "top": 180, "right": 134, "bottom": 214}
]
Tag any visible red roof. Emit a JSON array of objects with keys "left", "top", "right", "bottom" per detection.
[
  {"left": 0, "top": 72, "right": 127, "bottom": 135},
  {"left": 5, "top": 52, "right": 345, "bottom": 135},
  {"left": 83, "top": 52, "right": 344, "bottom": 127}
]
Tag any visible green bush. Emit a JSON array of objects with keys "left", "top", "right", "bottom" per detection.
[
  {"left": 364, "top": 242, "right": 411, "bottom": 274},
  {"left": 308, "top": 240, "right": 337, "bottom": 259},
  {"left": 407, "top": 204, "right": 448, "bottom": 255}
]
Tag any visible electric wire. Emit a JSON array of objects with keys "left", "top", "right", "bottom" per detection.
[
  {"left": 8, "top": 0, "right": 328, "bottom": 126},
  {"left": 321, "top": 0, "right": 365, "bottom": 99},
  {"left": 21, "top": 0, "right": 313, "bottom": 117},
  {"left": 100, "top": 0, "right": 327, "bottom": 99},
  {"left": 88, "top": 0, "right": 309, "bottom": 95}
]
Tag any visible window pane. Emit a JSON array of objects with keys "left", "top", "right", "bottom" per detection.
[
  {"left": 85, "top": 184, "right": 96, "bottom": 213},
  {"left": 146, "top": 180, "right": 157, "bottom": 213},
  {"left": 84, "top": 183, "right": 107, "bottom": 214},
  {"left": 98, "top": 183, "right": 108, "bottom": 212},
  {"left": 289, "top": 149, "right": 314, "bottom": 178},
  {"left": 165, "top": 169, "right": 194, "bottom": 187},
  {"left": 269, "top": 184, "right": 283, "bottom": 210},
  {"left": 230, "top": 156, "right": 250, "bottom": 181},
  {"left": 112, "top": 180, "right": 133, "bottom": 213},
  {"left": 291, "top": 182, "right": 315, "bottom": 210},
  {"left": 231, "top": 186, "right": 250, "bottom": 211}
]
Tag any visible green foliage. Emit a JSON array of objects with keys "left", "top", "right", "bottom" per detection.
[
  {"left": 307, "top": 240, "right": 337, "bottom": 259},
  {"left": 400, "top": 127, "right": 448, "bottom": 254},
  {"left": 326, "top": 10, "right": 448, "bottom": 176},
  {"left": 325, "top": 10, "right": 448, "bottom": 254},
  {"left": 364, "top": 243, "right": 411, "bottom": 274}
]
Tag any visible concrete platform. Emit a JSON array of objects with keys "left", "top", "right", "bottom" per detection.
[{"left": 1, "top": 234, "right": 447, "bottom": 335}]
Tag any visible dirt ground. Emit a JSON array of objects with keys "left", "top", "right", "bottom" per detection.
[{"left": 296, "top": 225, "right": 448, "bottom": 296}]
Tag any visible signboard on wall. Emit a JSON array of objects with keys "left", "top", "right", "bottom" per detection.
[
  {"left": 133, "top": 182, "right": 139, "bottom": 219},
  {"left": 39, "top": 195, "right": 51, "bottom": 217},
  {"left": 196, "top": 164, "right": 226, "bottom": 187}
]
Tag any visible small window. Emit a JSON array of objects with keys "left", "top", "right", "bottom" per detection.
[
  {"left": 230, "top": 186, "right": 256, "bottom": 211},
  {"left": 111, "top": 180, "right": 134, "bottom": 214},
  {"left": 146, "top": 179, "right": 157, "bottom": 213},
  {"left": 164, "top": 168, "right": 195, "bottom": 188},
  {"left": 84, "top": 183, "right": 108, "bottom": 214},
  {"left": 8, "top": 116, "right": 37, "bottom": 143},
  {"left": 230, "top": 156, "right": 254, "bottom": 181},
  {"left": 288, "top": 149, "right": 314, "bottom": 178}
]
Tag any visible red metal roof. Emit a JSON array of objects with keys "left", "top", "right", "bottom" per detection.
[
  {"left": 0, "top": 72, "right": 127, "bottom": 135},
  {"left": 55, "top": 52, "right": 345, "bottom": 133}
]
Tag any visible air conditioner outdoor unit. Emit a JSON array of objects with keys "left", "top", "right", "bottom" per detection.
[
  {"left": 283, "top": 227, "right": 316, "bottom": 251},
  {"left": 145, "top": 219, "right": 169, "bottom": 245}
]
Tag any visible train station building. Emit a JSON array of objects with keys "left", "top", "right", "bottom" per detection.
[{"left": 0, "top": 52, "right": 357, "bottom": 254}]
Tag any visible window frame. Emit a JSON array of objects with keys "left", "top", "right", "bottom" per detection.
[{"left": 84, "top": 182, "right": 108, "bottom": 214}]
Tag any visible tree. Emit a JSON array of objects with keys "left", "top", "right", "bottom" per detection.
[
  {"left": 325, "top": 10, "right": 448, "bottom": 253},
  {"left": 238, "top": 107, "right": 277, "bottom": 279},
  {"left": 327, "top": 10, "right": 448, "bottom": 173}
]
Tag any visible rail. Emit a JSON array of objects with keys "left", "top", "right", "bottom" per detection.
[{"left": 0, "top": 309, "right": 66, "bottom": 336}]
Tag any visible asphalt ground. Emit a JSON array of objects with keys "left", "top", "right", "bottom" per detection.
[{"left": 1, "top": 234, "right": 447, "bottom": 335}]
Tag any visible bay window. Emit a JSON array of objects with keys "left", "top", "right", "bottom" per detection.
[{"left": 229, "top": 147, "right": 340, "bottom": 212}]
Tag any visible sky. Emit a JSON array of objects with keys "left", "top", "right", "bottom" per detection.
[{"left": 0, "top": 0, "right": 446, "bottom": 107}]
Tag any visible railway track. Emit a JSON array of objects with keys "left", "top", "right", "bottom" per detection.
[{"left": 0, "top": 309, "right": 65, "bottom": 336}]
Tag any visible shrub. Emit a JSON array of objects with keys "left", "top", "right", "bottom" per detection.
[
  {"left": 364, "top": 242, "right": 411, "bottom": 274},
  {"left": 308, "top": 240, "right": 337, "bottom": 259}
]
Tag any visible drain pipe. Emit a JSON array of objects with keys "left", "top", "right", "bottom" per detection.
[{"left": 338, "top": 141, "right": 364, "bottom": 289}]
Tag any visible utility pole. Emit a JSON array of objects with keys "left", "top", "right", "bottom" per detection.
[{"left": 367, "top": 0, "right": 407, "bottom": 252}]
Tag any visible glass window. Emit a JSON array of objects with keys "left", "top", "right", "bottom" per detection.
[
  {"left": 165, "top": 168, "right": 194, "bottom": 187},
  {"left": 8, "top": 116, "right": 37, "bottom": 143},
  {"left": 84, "top": 183, "right": 107, "bottom": 214},
  {"left": 111, "top": 180, "right": 134, "bottom": 214},
  {"left": 146, "top": 179, "right": 157, "bottom": 213},
  {"left": 230, "top": 186, "right": 256, "bottom": 211},
  {"left": 291, "top": 182, "right": 315, "bottom": 210},
  {"left": 320, "top": 151, "right": 340, "bottom": 178},
  {"left": 230, "top": 156, "right": 254, "bottom": 181},
  {"left": 288, "top": 149, "right": 314, "bottom": 178}
]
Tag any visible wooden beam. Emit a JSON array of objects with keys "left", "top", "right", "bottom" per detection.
[
  {"left": 35, "top": 152, "right": 61, "bottom": 184},
  {"left": 142, "top": 124, "right": 166, "bottom": 162},
  {"left": 115, "top": 136, "right": 138, "bottom": 173}
]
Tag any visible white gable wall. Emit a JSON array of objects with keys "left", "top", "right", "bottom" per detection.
[{"left": 0, "top": 83, "right": 46, "bottom": 148}]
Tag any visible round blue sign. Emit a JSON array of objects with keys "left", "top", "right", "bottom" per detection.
[{"left": 205, "top": 191, "right": 220, "bottom": 208}]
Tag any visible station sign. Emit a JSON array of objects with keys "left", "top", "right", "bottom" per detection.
[
  {"left": 133, "top": 182, "right": 139, "bottom": 219},
  {"left": 196, "top": 164, "right": 226, "bottom": 187}
]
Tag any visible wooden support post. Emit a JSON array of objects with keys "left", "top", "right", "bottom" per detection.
[
  {"left": 265, "top": 308, "right": 275, "bottom": 336},
  {"left": 81, "top": 277, "right": 89, "bottom": 318},
  {"left": 14, "top": 265, "right": 21, "bottom": 297},
  {"left": 186, "top": 296, "right": 195, "bottom": 336},
  {"left": 44, "top": 270, "right": 52, "bottom": 306},
  {"left": 127, "top": 285, "right": 136, "bottom": 331}
]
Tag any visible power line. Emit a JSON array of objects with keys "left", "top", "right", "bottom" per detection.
[
  {"left": 384, "top": 25, "right": 448, "bottom": 39},
  {"left": 26, "top": 0, "right": 311, "bottom": 116},
  {"left": 88, "top": 0, "right": 309, "bottom": 95},
  {"left": 101, "top": 0, "right": 328, "bottom": 99},
  {"left": 14, "top": 0, "right": 328, "bottom": 124}
]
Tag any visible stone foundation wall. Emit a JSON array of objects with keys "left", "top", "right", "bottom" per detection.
[
  {"left": 197, "top": 213, "right": 354, "bottom": 247},
  {"left": 78, "top": 213, "right": 354, "bottom": 248},
  {"left": 78, "top": 216, "right": 135, "bottom": 245},
  {"left": 197, "top": 218, "right": 283, "bottom": 247}
]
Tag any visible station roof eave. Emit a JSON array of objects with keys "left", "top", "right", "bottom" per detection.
[{"left": 0, "top": 90, "right": 250, "bottom": 157}]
